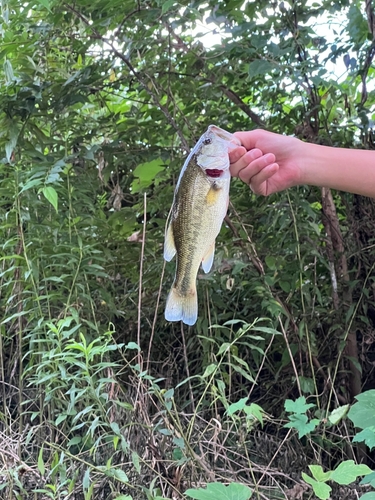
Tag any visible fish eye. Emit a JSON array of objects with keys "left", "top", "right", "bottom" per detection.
[{"left": 203, "top": 138, "right": 212, "bottom": 145}]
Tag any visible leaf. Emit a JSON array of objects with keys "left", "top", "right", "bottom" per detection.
[
  {"left": 353, "top": 427, "right": 375, "bottom": 450},
  {"left": 302, "top": 473, "right": 331, "bottom": 500},
  {"left": 114, "top": 496, "right": 133, "bottom": 500},
  {"left": 106, "top": 468, "right": 129, "bottom": 483},
  {"left": 185, "top": 482, "right": 252, "bottom": 500},
  {"left": 348, "top": 390, "right": 375, "bottom": 429},
  {"left": 244, "top": 403, "right": 264, "bottom": 426},
  {"left": 360, "top": 471, "right": 375, "bottom": 487},
  {"left": 125, "top": 342, "right": 141, "bottom": 351},
  {"left": 328, "top": 404, "right": 350, "bottom": 425},
  {"left": 37, "top": 446, "right": 45, "bottom": 476},
  {"left": 131, "top": 159, "right": 165, "bottom": 193},
  {"left": 284, "top": 396, "right": 315, "bottom": 414},
  {"left": 360, "top": 494, "right": 375, "bottom": 500},
  {"left": 218, "top": 342, "right": 231, "bottom": 355},
  {"left": 330, "top": 460, "right": 372, "bottom": 485},
  {"left": 161, "top": 0, "right": 176, "bottom": 14},
  {"left": 202, "top": 364, "right": 217, "bottom": 378},
  {"left": 35, "top": 0, "right": 52, "bottom": 11},
  {"left": 132, "top": 451, "right": 141, "bottom": 473},
  {"left": 67, "top": 436, "right": 82, "bottom": 447},
  {"left": 42, "top": 186, "right": 58, "bottom": 212},
  {"left": 308, "top": 465, "right": 332, "bottom": 482},
  {"left": 3, "top": 59, "right": 14, "bottom": 83},
  {"left": 252, "top": 326, "right": 281, "bottom": 336},
  {"left": 248, "top": 59, "right": 275, "bottom": 77},
  {"left": 284, "top": 414, "right": 319, "bottom": 438},
  {"left": 230, "top": 363, "right": 256, "bottom": 383},
  {"left": 279, "top": 280, "right": 290, "bottom": 293},
  {"left": 226, "top": 397, "right": 249, "bottom": 416},
  {"left": 265, "top": 255, "right": 276, "bottom": 270},
  {"left": 83, "top": 469, "right": 90, "bottom": 491}
]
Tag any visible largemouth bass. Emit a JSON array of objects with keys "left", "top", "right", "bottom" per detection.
[{"left": 164, "top": 125, "right": 240, "bottom": 326}]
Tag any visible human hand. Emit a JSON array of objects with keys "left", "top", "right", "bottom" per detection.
[{"left": 229, "top": 129, "right": 305, "bottom": 196}]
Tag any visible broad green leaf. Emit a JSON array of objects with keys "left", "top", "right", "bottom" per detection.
[
  {"left": 265, "top": 255, "right": 276, "bottom": 270},
  {"left": 248, "top": 59, "right": 275, "bottom": 77},
  {"left": 360, "top": 471, "right": 375, "bottom": 487},
  {"left": 279, "top": 280, "right": 290, "bottom": 293},
  {"left": 328, "top": 404, "right": 350, "bottom": 425},
  {"left": 131, "top": 159, "right": 165, "bottom": 193},
  {"left": 330, "top": 460, "right": 372, "bottom": 485},
  {"left": 110, "top": 422, "right": 121, "bottom": 435},
  {"left": 299, "top": 376, "right": 315, "bottom": 395},
  {"left": 125, "top": 342, "right": 140, "bottom": 351},
  {"left": 284, "top": 396, "right": 315, "bottom": 414},
  {"left": 360, "top": 494, "right": 375, "bottom": 500},
  {"left": 348, "top": 390, "right": 375, "bottom": 429},
  {"left": 226, "top": 397, "right": 249, "bottom": 416},
  {"left": 347, "top": 5, "right": 368, "bottom": 45},
  {"left": 284, "top": 414, "right": 319, "bottom": 438},
  {"left": 302, "top": 473, "right": 331, "bottom": 500},
  {"left": 353, "top": 427, "right": 375, "bottom": 450},
  {"left": 308, "top": 465, "right": 332, "bottom": 482},
  {"left": 42, "top": 186, "right": 58, "bottom": 213},
  {"left": 244, "top": 403, "right": 264, "bottom": 426},
  {"left": 185, "top": 482, "right": 252, "bottom": 500}
]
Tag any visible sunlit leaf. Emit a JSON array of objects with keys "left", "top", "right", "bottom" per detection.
[{"left": 42, "top": 186, "right": 58, "bottom": 212}]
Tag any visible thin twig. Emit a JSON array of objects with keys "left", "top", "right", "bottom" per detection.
[
  {"left": 137, "top": 192, "right": 147, "bottom": 369},
  {"left": 146, "top": 260, "right": 166, "bottom": 372}
]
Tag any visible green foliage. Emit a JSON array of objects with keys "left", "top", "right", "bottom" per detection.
[
  {"left": 301, "top": 391, "right": 375, "bottom": 498},
  {"left": 284, "top": 396, "right": 320, "bottom": 438},
  {"left": 348, "top": 390, "right": 375, "bottom": 430},
  {"left": 185, "top": 482, "right": 252, "bottom": 500},
  {"left": 302, "top": 461, "right": 373, "bottom": 500}
]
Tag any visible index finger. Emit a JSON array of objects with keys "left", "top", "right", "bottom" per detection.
[
  {"left": 229, "top": 146, "right": 247, "bottom": 163},
  {"left": 233, "top": 130, "right": 263, "bottom": 150}
]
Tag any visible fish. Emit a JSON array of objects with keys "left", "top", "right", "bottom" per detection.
[{"left": 164, "top": 125, "right": 240, "bottom": 326}]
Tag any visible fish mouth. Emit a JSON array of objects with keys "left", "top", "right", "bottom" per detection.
[
  {"left": 206, "top": 169, "right": 223, "bottom": 178},
  {"left": 208, "top": 125, "right": 241, "bottom": 146}
]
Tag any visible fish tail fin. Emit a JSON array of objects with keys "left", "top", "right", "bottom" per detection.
[{"left": 165, "top": 286, "right": 198, "bottom": 326}]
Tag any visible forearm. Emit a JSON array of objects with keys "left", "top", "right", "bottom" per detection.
[{"left": 300, "top": 142, "right": 375, "bottom": 198}]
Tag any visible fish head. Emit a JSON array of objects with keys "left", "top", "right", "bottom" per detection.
[{"left": 195, "top": 125, "right": 241, "bottom": 177}]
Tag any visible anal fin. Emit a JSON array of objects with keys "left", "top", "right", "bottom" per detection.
[{"left": 201, "top": 242, "right": 215, "bottom": 273}]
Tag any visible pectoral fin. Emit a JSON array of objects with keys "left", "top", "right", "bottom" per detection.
[
  {"left": 164, "top": 222, "right": 176, "bottom": 261},
  {"left": 201, "top": 242, "right": 215, "bottom": 273}
]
